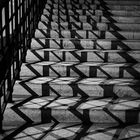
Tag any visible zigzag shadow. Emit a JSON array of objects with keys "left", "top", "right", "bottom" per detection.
[
  {"left": 3, "top": 122, "right": 140, "bottom": 140},
  {"left": 28, "top": 47, "right": 140, "bottom": 78},
  {"left": 3, "top": 94, "right": 140, "bottom": 139}
]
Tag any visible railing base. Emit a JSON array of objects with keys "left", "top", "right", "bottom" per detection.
[
  {"left": 0, "top": 117, "right": 4, "bottom": 134},
  {"left": 0, "top": 128, "right": 5, "bottom": 134}
]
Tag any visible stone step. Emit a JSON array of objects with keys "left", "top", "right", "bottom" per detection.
[
  {"left": 43, "top": 9, "right": 140, "bottom": 17},
  {"left": 31, "top": 38, "right": 140, "bottom": 50},
  {"left": 99, "top": 5, "right": 140, "bottom": 10},
  {"left": 2, "top": 122, "right": 140, "bottom": 140},
  {"left": 96, "top": 10, "right": 140, "bottom": 17},
  {"left": 13, "top": 77, "right": 140, "bottom": 97},
  {"left": 35, "top": 29, "right": 140, "bottom": 40},
  {"left": 4, "top": 96, "right": 140, "bottom": 124},
  {"left": 47, "top": 0, "right": 140, "bottom": 5},
  {"left": 41, "top": 14, "right": 140, "bottom": 24},
  {"left": 96, "top": 1, "right": 140, "bottom": 6},
  {"left": 26, "top": 49, "right": 140, "bottom": 63},
  {"left": 45, "top": 3, "right": 140, "bottom": 10},
  {"left": 20, "top": 62, "right": 140, "bottom": 78},
  {"left": 38, "top": 21, "right": 140, "bottom": 31},
  {"left": 45, "top": 4, "right": 97, "bottom": 10}
]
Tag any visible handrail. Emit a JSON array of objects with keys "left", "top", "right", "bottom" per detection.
[{"left": 0, "top": 0, "right": 45, "bottom": 132}]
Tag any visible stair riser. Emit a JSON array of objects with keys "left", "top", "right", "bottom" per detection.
[
  {"left": 45, "top": 4, "right": 140, "bottom": 10},
  {"left": 35, "top": 30, "right": 140, "bottom": 40},
  {"left": 4, "top": 107, "right": 140, "bottom": 124},
  {"left": 43, "top": 9, "right": 140, "bottom": 17},
  {"left": 31, "top": 39, "right": 140, "bottom": 50},
  {"left": 14, "top": 82, "right": 140, "bottom": 97},
  {"left": 41, "top": 15, "right": 140, "bottom": 24},
  {"left": 20, "top": 64, "right": 140, "bottom": 78},
  {"left": 26, "top": 50, "right": 140, "bottom": 63}
]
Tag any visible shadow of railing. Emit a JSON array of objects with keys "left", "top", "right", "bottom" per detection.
[{"left": 2, "top": 95, "right": 140, "bottom": 139}]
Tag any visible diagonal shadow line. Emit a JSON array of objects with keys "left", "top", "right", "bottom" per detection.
[
  {"left": 73, "top": 123, "right": 92, "bottom": 140},
  {"left": 34, "top": 38, "right": 47, "bottom": 49},
  {"left": 11, "top": 100, "right": 34, "bottom": 123},
  {"left": 69, "top": 51, "right": 87, "bottom": 62},
  {"left": 41, "top": 21, "right": 51, "bottom": 29},
  {"left": 59, "top": 23, "right": 67, "bottom": 30},
  {"left": 59, "top": 15, "right": 67, "bottom": 23},
  {"left": 112, "top": 125, "right": 127, "bottom": 140},
  {"left": 59, "top": 9, "right": 66, "bottom": 15},
  {"left": 59, "top": 3, "right": 66, "bottom": 9},
  {"left": 51, "top": 39, "right": 63, "bottom": 49},
  {"left": 129, "top": 85, "right": 140, "bottom": 96},
  {"left": 41, "top": 96, "right": 61, "bottom": 123},
  {"left": 49, "top": 66, "right": 62, "bottom": 77},
  {"left": 51, "top": 51, "right": 63, "bottom": 61},
  {"left": 71, "top": 22, "right": 83, "bottom": 30},
  {"left": 70, "top": 84, "right": 90, "bottom": 97},
  {"left": 71, "top": 15, "right": 81, "bottom": 22},
  {"left": 124, "top": 135, "right": 140, "bottom": 140},
  {"left": 72, "top": 30, "right": 84, "bottom": 39},
  {"left": 71, "top": 38, "right": 84, "bottom": 49},
  {"left": 90, "top": 30, "right": 101, "bottom": 38},
  {"left": 111, "top": 40, "right": 132, "bottom": 50},
  {"left": 26, "top": 64, "right": 42, "bottom": 76},
  {"left": 119, "top": 66, "right": 140, "bottom": 78},
  {"left": 19, "top": 82, "right": 39, "bottom": 97},
  {"left": 93, "top": 51, "right": 109, "bottom": 62},
  {"left": 69, "top": 66, "right": 87, "bottom": 77},
  {"left": 84, "top": 1, "right": 93, "bottom": 9},
  {"left": 88, "top": 15, "right": 99, "bottom": 23},
  {"left": 118, "top": 52, "right": 138, "bottom": 63},
  {"left": 2, "top": 122, "right": 33, "bottom": 140},
  {"left": 46, "top": 4, "right": 54, "bottom": 9},
  {"left": 88, "top": 9, "right": 96, "bottom": 16},
  {"left": 98, "top": 0, "right": 140, "bottom": 65},
  {"left": 43, "top": 15, "right": 52, "bottom": 21},
  {"left": 31, "top": 50, "right": 44, "bottom": 61},
  {"left": 103, "top": 106, "right": 125, "bottom": 125},
  {"left": 38, "top": 29, "right": 50, "bottom": 38},
  {"left": 48, "top": 85, "right": 62, "bottom": 97},
  {"left": 55, "top": 30, "right": 65, "bottom": 38},
  {"left": 97, "top": 67, "right": 112, "bottom": 78},
  {"left": 36, "top": 122, "right": 59, "bottom": 140},
  {"left": 68, "top": 98, "right": 92, "bottom": 123}
]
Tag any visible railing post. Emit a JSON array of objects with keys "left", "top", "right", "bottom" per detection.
[
  {"left": 0, "top": 110, "right": 4, "bottom": 133},
  {"left": 0, "top": 0, "right": 46, "bottom": 133}
]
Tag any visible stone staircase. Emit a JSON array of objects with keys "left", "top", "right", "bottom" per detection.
[{"left": 1, "top": 0, "right": 140, "bottom": 139}]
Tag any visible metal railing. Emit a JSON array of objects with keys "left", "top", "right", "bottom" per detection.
[{"left": 0, "top": 0, "right": 45, "bottom": 132}]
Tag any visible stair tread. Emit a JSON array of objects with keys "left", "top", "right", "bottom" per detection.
[
  {"left": 2, "top": 0, "right": 140, "bottom": 138},
  {"left": 18, "top": 77, "right": 140, "bottom": 85},
  {"left": 41, "top": 15, "right": 140, "bottom": 23},
  {"left": 32, "top": 38, "right": 140, "bottom": 41},
  {"left": 35, "top": 29, "right": 140, "bottom": 39},
  {"left": 7, "top": 96, "right": 140, "bottom": 111},
  {"left": 35, "top": 29, "right": 140, "bottom": 32},
  {"left": 39, "top": 21, "right": 140, "bottom": 25},
  {"left": 28, "top": 48, "right": 140, "bottom": 52},
  {"left": 2, "top": 123, "right": 140, "bottom": 140},
  {"left": 22, "top": 61, "right": 140, "bottom": 67},
  {"left": 38, "top": 21, "right": 140, "bottom": 31}
]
